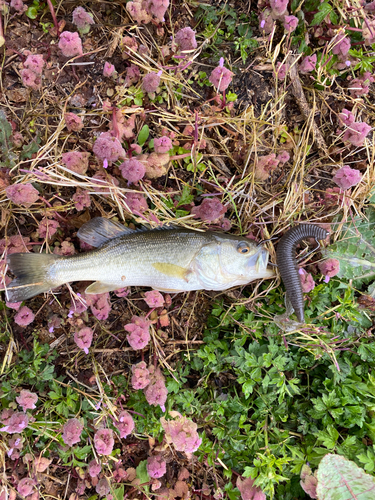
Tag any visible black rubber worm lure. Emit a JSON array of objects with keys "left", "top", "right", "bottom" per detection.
[{"left": 276, "top": 224, "right": 330, "bottom": 323}]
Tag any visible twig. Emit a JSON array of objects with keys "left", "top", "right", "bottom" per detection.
[{"left": 287, "top": 54, "right": 328, "bottom": 153}]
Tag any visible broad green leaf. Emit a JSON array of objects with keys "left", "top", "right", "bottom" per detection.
[
  {"left": 310, "top": 2, "right": 332, "bottom": 26},
  {"left": 317, "top": 453, "right": 375, "bottom": 499},
  {"left": 324, "top": 207, "right": 375, "bottom": 289},
  {"left": 136, "top": 459, "right": 150, "bottom": 485},
  {"left": 138, "top": 125, "right": 149, "bottom": 146}
]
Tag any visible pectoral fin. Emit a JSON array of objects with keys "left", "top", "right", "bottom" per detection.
[
  {"left": 85, "top": 281, "right": 120, "bottom": 294},
  {"left": 152, "top": 287, "right": 185, "bottom": 293},
  {"left": 152, "top": 262, "right": 190, "bottom": 281}
]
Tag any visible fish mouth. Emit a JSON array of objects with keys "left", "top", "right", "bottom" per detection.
[{"left": 252, "top": 248, "right": 269, "bottom": 272}]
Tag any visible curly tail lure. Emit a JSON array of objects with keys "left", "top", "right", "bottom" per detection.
[{"left": 276, "top": 224, "right": 330, "bottom": 326}]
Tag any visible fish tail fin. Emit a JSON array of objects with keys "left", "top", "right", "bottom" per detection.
[{"left": 5, "top": 253, "right": 61, "bottom": 302}]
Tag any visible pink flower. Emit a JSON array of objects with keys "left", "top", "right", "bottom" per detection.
[
  {"left": 61, "top": 151, "right": 90, "bottom": 175},
  {"left": 34, "top": 456, "right": 52, "bottom": 472},
  {"left": 125, "top": 64, "right": 141, "bottom": 87},
  {"left": 236, "top": 476, "right": 266, "bottom": 500},
  {"left": 362, "top": 18, "right": 375, "bottom": 45},
  {"left": 126, "top": 1, "right": 152, "bottom": 24},
  {"left": 88, "top": 459, "right": 102, "bottom": 477},
  {"left": 72, "top": 6, "right": 94, "bottom": 33},
  {"left": 277, "top": 151, "right": 290, "bottom": 164},
  {"left": 0, "top": 408, "right": 14, "bottom": 425},
  {"left": 209, "top": 58, "right": 233, "bottom": 92},
  {"left": 299, "top": 54, "right": 317, "bottom": 74},
  {"left": 115, "top": 410, "right": 135, "bottom": 439},
  {"left": 283, "top": 15, "right": 298, "bottom": 32},
  {"left": 191, "top": 197, "right": 227, "bottom": 222},
  {"left": 300, "top": 464, "right": 318, "bottom": 499},
  {"left": 154, "top": 136, "right": 172, "bottom": 153},
  {"left": 20, "top": 68, "right": 42, "bottom": 89},
  {"left": 62, "top": 418, "right": 83, "bottom": 446},
  {"left": 254, "top": 153, "right": 279, "bottom": 180},
  {"left": 143, "top": 71, "right": 162, "bottom": 93},
  {"left": 324, "top": 187, "right": 351, "bottom": 207},
  {"left": 93, "top": 132, "right": 126, "bottom": 165},
  {"left": 147, "top": 455, "right": 167, "bottom": 478},
  {"left": 333, "top": 165, "right": 362, "bottom": 190},
  {"left": 131, "top": 361, "right": 151, "bottom": 390},
  {"left": 274, "top": 62, "right": 289, "bottom": 80},
  {"left": 20, "top": 53, "right": 44, "bottom": 88},
  {"left": 54, "top": 241, "right": 75, "bottom": 256},
  {"left": 175, "top": 27, "right": 197, "bottom": 51},
  {"left": 74, "top": 327, "right": 93, "bottom": 354},
  {"left": 14, "top": 306, "right": 35, "bottom": 327},
  {"left": 121, "top": 36, "right": 139, "bottom": 59},
  {"left": 58, "top": 31, "right": 83, "bottom": 58},
  {"left": 299, "top": 269, "right": 315, "bottom": 293},
  {"left": 270, "top": 0, "right": 288, "bottom": 15},
  {"left": 94, "top": 428, "right": 114, "bottom": 455},
  {"left": 113, "top": 112, "right": 136, "bottom": 141},
  {"left": 144, "top": 290, "right": 164, "bottom": 308},
  {"left": 139, "top": 152, "right": 170, "bottom": 179},
  {"left": 148, "top": 0, "right": 169, "bottom": 22},
  {"left": 124, "top": 191, "right": 148, "bottom": 213},
  {"left": 24, "top": 54, "right": 45, "bottom": 75},
  {"left": 124, "top": 315, "right": 150, "bottom": 350},
  {"left": 343, "top": 121, "right": 372, "bottom": 147},
  {"left": 119, "top": 158, "right": 146, "bottom": 183},
  {"left": 339, "top": 109, "right": 355, "bottom": 127},
  {"left": 73, "top": 188, "right": 91, "bottom": 210},
  {"left": 318, "top": 259, "right": 340, "bottom": 282},
  {"left": 144, "top": 366, "right": 168, "bottom": 410},
  {"left": 96, "top": 478, "right": 110, "bottom": 497},
  {"left": 65, "top": 112, "right": 84, "bottom": 132},
  {"left": 16, "top": 390, "right": 38, "bottom": 411},
  {"left": 259, "top": 9, "right": 275, "bottom": 33},
  {"left": 8, "top": 434, "right": 23, "bottom": 460},
  {"left": 0, "top": 412, "right": 29, "bottom": 433},
  {"left": 103, "top": 62, "right": 116, "bottom": 77},
  {"left": 6, "top": 301, "right": 22, "bottom": 310},
  {"left": 37, "top": 218, "right": 60, "bottom": 239},
  {"left": 11, "top": 0, "right": 27, "bottom": 13},
  {"left": 349, "top": 71, "right": 375, "bottom": 98},
  {"left": 69, "top": 295, "right": 88, "bottom": 315},
  {"left": 17, "top": 478, "right": 35, "bottom": 497},
  {"left": 332, "top": 33, "right": 351, "bottom": 56},
  {"left": 6, "top": 183, "right": 39, "bottom": 207},
  {"left": 160, "top": 412, "right": 202, "bottom": 453},
  {"left": 85, "top": 293, "right": 111, "bottom": 321}
]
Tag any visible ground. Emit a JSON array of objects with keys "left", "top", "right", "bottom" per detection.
[{"left": 1, "top": 0, "right": 375, "bottom": 499}]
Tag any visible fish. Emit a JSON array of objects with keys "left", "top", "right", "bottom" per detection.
[
  {"left": 4, "top": 217, "right": 276, "bottom": 303},
  {"left": 276, "top": 224, "right": 330, "bottom": 322}
]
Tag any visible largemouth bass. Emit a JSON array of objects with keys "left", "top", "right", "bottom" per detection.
[{"left": 5, "top": 217, "right": 275, "bottom": 302}]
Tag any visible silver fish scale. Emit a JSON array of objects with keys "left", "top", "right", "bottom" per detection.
[{"left": 49, "top": 229, "right": 216, "bottom": 290}]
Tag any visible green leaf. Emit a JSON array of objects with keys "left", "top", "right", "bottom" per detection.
[
  {"left": 310, "top": 2, "right": 332, "bottom": 26},
  {"left": 136, "top": 459, "right": 150, "bottom": 485},
  {"left": 25, "top": 6, "right": 38, "bottom": 19},
  {"left": 138, "top": 125, "right": 149, "bottom": 146},
  {"left": 112, "top": 485, "right": 124, "bottom": 500},
  {"left": 176, "top": 185, "right": 194, "bottom": 207},
  {"left": 317, "top": 453, "right": 375, "bottom": 499},
  {"left": 324, "top": 207, "right": 375, "bottom": 288}
]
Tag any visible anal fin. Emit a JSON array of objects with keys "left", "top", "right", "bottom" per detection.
[{"left": 85, "top": 282, "right": 121, "bottom": 294}]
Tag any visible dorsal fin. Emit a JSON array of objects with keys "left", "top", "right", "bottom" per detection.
[{"left": 77, "top": 217, "right": 136, "bottom": 247}]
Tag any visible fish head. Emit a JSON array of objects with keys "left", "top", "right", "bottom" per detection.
[{"left": 194, "top": 235, "right": 276, "bottom": 290}]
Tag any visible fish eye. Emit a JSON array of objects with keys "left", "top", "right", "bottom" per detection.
[{"left": 237, "top": 242, "right": 250, "bottom": 254}]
